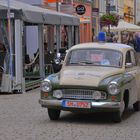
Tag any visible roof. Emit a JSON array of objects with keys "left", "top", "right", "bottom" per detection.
[
  {"left": 0, "top": 0, "right": 79, "bottom": 25},
  {"left": 69, "top": 42, "right": 133, "bottom": 53}
]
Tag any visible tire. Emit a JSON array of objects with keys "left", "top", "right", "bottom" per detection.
[
  {"left": 48, "top": 109, "right": 61, "bottom": 120},
  {"left": 112, "top": 111, "right": 122, "bottom": 123},
  {"left": 133, "top": 101, "right": 140, "bottom": 111},
  {"left": 112, "top": 101, "right": 125, "bottom": 123},
  {"left": 12, "top": 90, "right": 22, "bottom": 94}
]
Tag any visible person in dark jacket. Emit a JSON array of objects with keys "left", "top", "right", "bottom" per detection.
[
  {"left": 0, "top": 43, "right": 6, "bottom": 68},
  {"left": 135, "top": 33, "right": 140, "bottom": 52},
  {"left": 127, "top": 33, "right": 136, "bottom": 48}
]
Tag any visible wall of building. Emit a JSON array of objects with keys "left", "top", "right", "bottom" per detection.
[
  {"left": 91, "top": 0, "right": 98, "bottom": 38},
  {"left": 73, "top": 2, "right": 92, "bottom": 43},
  {"left": 117, "top": 0, "right": 124, "bottom": 17},
  {"left": 124, "top": 0, "right": 134, "bottom": 23},
  {"left": 99, "top": 0, "right": 105, "bottom": 15},
  {"left": 18, "top": 0, "right": 92, "bottom": 43},
  {"left": 18, "top": 0, "right": 42, "bottom": 5},
  {"left": 116, "top": 0, "right": 140, "bottom": 24},
  {"left": 135, "top": 0, "right": 140, "bottom": 24}
]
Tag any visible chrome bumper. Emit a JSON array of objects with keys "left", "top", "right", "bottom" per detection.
[{"left": 39, "top": 99, "right": 121, "bottom": 110}]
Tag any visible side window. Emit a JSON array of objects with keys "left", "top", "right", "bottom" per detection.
[
  {"left": 130, "top": 51, "right": 136, "bottom": 66},
  {"left": 125, "top": 51, "right": 131, "bottom": 63},
  {"left": 125, "top": 50, "right": 136, "bottom": 66}
]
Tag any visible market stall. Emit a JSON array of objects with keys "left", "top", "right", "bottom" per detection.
[
  {"left": 103, "top": 20, "right": 140, "bottom": 43},
  {"left": 0, "top": 0, "right": 80, "bottom": 93}
]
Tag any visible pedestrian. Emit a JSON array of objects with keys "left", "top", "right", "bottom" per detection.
[
  {"left": 134, "top": 33, "right": 140, "bottom": 52},
  {"left": 0, "top": 42, "right": 6, "bottom": 68},
  {"left": 113, "top": 35, "right": 118, "bottom": 43},
  {"left": 127, "top": 33, "right": 136, "bottom": 48},
  {"left": 106, "top": 34, "right": 113, "bottom": 42}
]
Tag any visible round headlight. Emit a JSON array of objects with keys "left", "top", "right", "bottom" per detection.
[
  {"left": 41, "top": 79, "right": 52, "bottom": 92},
  {"left": 53, "top": 90, "right": 63, "bottom": 99},
  {"left": 93, "top": 91, "right": 102, "bottom": 100},
  {"left": 108, "top": 82, "right": 120, "bottom": 95}
]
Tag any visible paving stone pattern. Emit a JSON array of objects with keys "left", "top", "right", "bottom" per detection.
[{"left": 0, "top": 88, "right": 140, "bottom": 140}]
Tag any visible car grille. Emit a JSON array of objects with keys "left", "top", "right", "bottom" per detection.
[{"left": 61, "top": 89, "right": 106, "bottom": 100}]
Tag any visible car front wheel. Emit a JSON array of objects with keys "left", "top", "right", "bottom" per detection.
[
  {"left": 133, "top": 101, "right": 140, "bottom": 111},
  {"left": 112, "top": 111, "right": 122, "bottom": 123},
  {"left": 48, "top": 109, "right": 61, "bottom": 120}
]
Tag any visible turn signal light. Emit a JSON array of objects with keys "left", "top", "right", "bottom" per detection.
[
  {"left": 43, "top": 92, "right": 49, "bottom": 97},
  {"left": 111, "top": 96, "right": 116, "bottom": 101}
]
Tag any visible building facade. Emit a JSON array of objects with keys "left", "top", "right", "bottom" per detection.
[
  {"left": 0, "top": 0, "right": 79, "bottom": 92},
  {"left": 18, "top": 0, "right": 93, "bottom": 43},
  {"left": 123, "top": 0, "right": 135, "bottom": 23},
  {"left": 73, "top": 2, "right": 92, "bottom": 43},
  {"left": 45, "top": 0, "right": 93, "bottom": 43}
]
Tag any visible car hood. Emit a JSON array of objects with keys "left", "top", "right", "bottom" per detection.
[{"left": 59, "top": 66, "right": 124, "bottom": 87}]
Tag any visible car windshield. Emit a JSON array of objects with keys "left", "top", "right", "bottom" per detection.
[{"left": 66, "top": 48, "right": 123, "bottom": 67}]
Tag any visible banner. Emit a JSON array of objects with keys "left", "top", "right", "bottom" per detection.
[
  {"left": 60, "top": 3, "right": 74, "bottom": 14},
  {"left": 44, "top": 0, "right": 60, "bottom": 3}
]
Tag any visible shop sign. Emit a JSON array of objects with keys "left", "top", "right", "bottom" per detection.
[
  {"left": 92, "top": 8, "right": 99, "bottom": 17},
  {"left": 60, "top": 3, "right": 74, "bottom": 14},
  {"left": 106, "top": 5, "right": 116, "bottom": 11},
  {"left": 43, "top": 0, "right": 60, "bottom": 4},
  {"left": 76, "top": 5, "right": 86, "bottom": 15}
]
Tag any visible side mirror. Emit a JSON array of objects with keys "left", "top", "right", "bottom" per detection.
[
  {"left": 125, "top": 63, "right": 133, "bottom": 68},
  {"left": 61, "top": 60, "right": 64, "bottom": 65},
  {"left": 57, "top": 53, "right": 61, "bottom": 58}
]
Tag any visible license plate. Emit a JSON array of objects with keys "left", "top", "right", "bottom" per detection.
[{"left": 62, "top": 100, "right": 91, "bottom": 109}]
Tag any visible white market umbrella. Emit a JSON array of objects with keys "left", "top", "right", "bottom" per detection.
[{"left": 104, "top": 20, "right": 140, "bottom": 32}]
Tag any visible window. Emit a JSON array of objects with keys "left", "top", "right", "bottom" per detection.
[
  {"left": 130, "top": 51, "right": 136, "bottom": 66},
  {"left": 62, "top": 0, "right": 72, "bottom": 3},
  {"left": 125, "top": 50, "right": 136, "bottom": 66},
  {"left": 125, "top": 51, "right": 131, "bottom": 63}
]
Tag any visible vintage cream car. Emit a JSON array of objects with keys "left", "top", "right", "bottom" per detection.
[{"left": 39, "top": 42, "right": 140, "bottom": 122}]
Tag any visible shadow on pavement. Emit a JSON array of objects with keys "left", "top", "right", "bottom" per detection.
[{"left": 56, "top": 109, "right": 135, "bottom": 124}]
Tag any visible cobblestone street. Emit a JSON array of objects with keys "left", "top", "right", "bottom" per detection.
[{"left": 0, "top": 88, "right": 140, "bottom": 140}]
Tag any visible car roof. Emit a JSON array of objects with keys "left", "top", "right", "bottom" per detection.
[{"left": 69, "top": 42, "right": 134, "bottom": 53}]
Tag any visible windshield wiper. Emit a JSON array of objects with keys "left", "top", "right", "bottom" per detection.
[
  {"left": 70, "top": 62, "right": 79, "bottom": 64},
  {"left": 79, "top": 61, "right": 93, "bottom": 64}
]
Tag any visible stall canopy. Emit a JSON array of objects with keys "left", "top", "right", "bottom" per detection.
[
  {"left": 0, "top": 0, "right": 79, "bottom": 25},
  {"left": 104, "top": 20, "right": 140, "bottom": 32}
]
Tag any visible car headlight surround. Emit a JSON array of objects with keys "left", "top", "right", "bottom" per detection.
[
  {"left": 92, "top": 91, "right": 102, "bottom": 100},
  {"left": 53, "top": 90, "right": 63, "bottom": 99},
  {"left": 41, "top": 79, "right": 52, "bottom": 92},
  {"left": 108, "top": 81, "right": 120, "bottom": 95},
  {"left": 92, "top": 91, "right": 107, "bottom": 100}
]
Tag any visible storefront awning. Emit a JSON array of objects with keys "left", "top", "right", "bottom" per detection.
[{"left": 0, "top": 0, "right": 79, "bottom": 26}]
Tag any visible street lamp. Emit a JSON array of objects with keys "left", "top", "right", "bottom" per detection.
[
  {"left": 56, "top": 0, "right": 60, "bottom": 12},
  {"left": 7, "top": 0, "right": 13, "bottom": 81},
  {"left": 106, "top": 0, "right": 111, "bottom": 33},
  {"left": 106, "top": 0, "right": 110, "bottom": 14}
]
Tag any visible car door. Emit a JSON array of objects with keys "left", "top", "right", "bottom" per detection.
[{"left": 125, "top": 50, "right": 140, "bottom": 104}]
